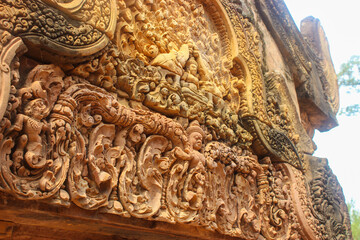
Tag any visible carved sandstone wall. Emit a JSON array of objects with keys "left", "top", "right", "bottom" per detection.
[{"left": 0, "top": 0, "right": 352, "bottom": 239}]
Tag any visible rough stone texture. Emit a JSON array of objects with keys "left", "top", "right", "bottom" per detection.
[{"left": 0, "top": 0, "right": 352, "bottom": 239}]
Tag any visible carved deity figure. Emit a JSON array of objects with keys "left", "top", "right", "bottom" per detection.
[
  {"left": 9, "top": 99, "right": 50, "bottom": 172},
  {"left": 175, "top": 120, "right": 206, "bottom": 170},
  {"left": 173, "top": 120, "right": 207, "bottom": 209},
  {"left": 181, "top": 57, "right": 200, "bottom": 90},
  {"left": 6, "top": 64, "right": 64, "bottom": 176},
  {"left": 151, "top": 43, "right": 189, "bottom": 76}
]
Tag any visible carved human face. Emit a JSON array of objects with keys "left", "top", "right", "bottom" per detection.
[
  {"left": 160, "top": 87, "right": 169, "bottom": 96},
  {"left": 26, "top": 99, "right": 47, "bottom": 120},
  {"left": 189, "top": 63, "right": 197, "bottom": 75},
  {"left": 145, "top": 44, "right": 159, "bottom": 58},
  {"left": 189, "top": 132, "right": 203, "bottom": 151}
]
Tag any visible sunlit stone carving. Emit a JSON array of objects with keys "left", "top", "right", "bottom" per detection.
[{"left": 0, "top": 0, "right": 351, "bottom": 239}]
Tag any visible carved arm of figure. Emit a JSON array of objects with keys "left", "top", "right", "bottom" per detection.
[
  {"left": 7, "top": 113, "right": 26, "bottom": 133},
  {"left": 181, "top": 57, "right": 200, "bottom": 89},
  {"left": 6, "top": 114, "right": 28, "bottom": 173},
  {"left": 174, "top": 146, "right": 193, "bottom": 162},
  {"left": 181, "top": 72, "right": 199, "bottom": 88},
  {"left": 205, "top": 154, "right": 218, "bottom": 170},
  {"left": 41, "top": 119, "right": 50, "bottom": 132},
  {"left": 17, "top": 81, "right": 47, "bottom": 102},
  {"left": 7, "top": 112, "right": 50, "bottom": 147},
  {"left": 87, "top": 155, "right": 111, "bottom": 189}
]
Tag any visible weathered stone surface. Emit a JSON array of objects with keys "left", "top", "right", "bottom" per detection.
[
  {"left": 255, "top": 0, "right": 339, "bottom": 134},
  {"left": 0, "top": 0, "right": 351, "bottom": 239}
]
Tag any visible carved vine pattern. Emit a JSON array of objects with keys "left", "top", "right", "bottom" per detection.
[
  {"left": 0, "top": 62, "right": 303, "bottom": 238},
  {"left": 0, "top": 0, "right": 350, "bottom": 239}
]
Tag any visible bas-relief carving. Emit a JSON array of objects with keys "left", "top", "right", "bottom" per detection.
[
  {"left": 300, "top": 16, "right": 339, "bottom": 115},
  {"left": 0, "top": 0, "right": 116, "bottom": 60},
  {"left": 0, "top": 0, "right": 351, "bottom": 239},
  {"left": 255, "top": 0, "right": 339, "bottom": 133},
  {"left": 0, "top": 63, "right": 301, "bottom": 238},
  {"left": 306, "top": 156, "right": 352, "bottom": 239}
]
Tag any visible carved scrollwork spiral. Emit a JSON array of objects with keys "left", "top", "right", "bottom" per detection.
[{"left": 0, "top": 0, "right": 351, "bottom": 239}]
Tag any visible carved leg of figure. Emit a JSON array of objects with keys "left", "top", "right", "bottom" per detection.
[
  {"left": 246, "top": 210, "right": 261, "bottom": 232},
  {"left": 173, "top": 75, "right": 181, "bottom": 90},
  {"left": 213, "top": 96, "right": 226, "bottom": 117},
  {"left": 205, "top": 92, "right": 214, "bottom": 110},
  {"left": 12, "top": 134, "right": 27, "bottom": 172},
  {"left": 39, "top": 170, "right": 55, "bottom": 191},
  {"left": 25, "top": 151, "right": 47, "bottom": 169},
  {"left": 25, "top": 142, "right": 47, "bottom": 169},
  {"left": 88, "top": 157, "right": 111, "bottom": 189}
]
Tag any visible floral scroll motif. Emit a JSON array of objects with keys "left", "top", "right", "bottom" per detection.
[
  {"left": 0, "top": 0, "right": 351, "bottom": 239},
  {"left": 0, "top": 64, "right": 304, "bottom": 238}
]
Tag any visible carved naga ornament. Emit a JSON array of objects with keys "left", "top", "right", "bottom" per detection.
[{"left": 0, "top": 0, "right": 351, "bottom": 239}]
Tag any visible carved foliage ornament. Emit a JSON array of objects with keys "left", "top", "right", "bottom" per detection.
[
  {"left": 0, "top": 0, "right": 350, "bottom": 239},
  {"left": 307, "top": 158, "right": 351, "bottom": 239},
  {"left": 0, "top": 0, "right": 303, "bottom": 168},
  {"left": 0, "top": 0, "right": 116, "bottom": 61},
  {"left": 0, "top": 61, "right": 303, "bottom": 238}
]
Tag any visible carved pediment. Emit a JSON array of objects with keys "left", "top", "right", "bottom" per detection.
[{"left": 0, "top": 0, "right": 351, "bottom": 239}]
